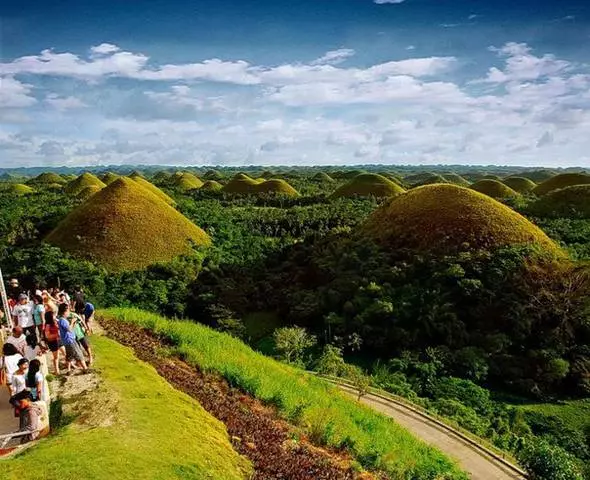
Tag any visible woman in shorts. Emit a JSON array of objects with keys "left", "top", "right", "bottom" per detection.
[{"left": 43, "top": 311, "right": 65, "bottom": 375}]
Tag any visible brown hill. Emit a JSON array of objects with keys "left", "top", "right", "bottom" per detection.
[
  {"left": 362, "top": 184, "right": 563, "bottom": 257},
  {"left": 46, "top": 177, "right": 210, "bottom": 272}
]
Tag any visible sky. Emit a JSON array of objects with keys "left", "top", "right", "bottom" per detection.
[{"left": 1, "top": 0, "right": 590, "bottom": 168}]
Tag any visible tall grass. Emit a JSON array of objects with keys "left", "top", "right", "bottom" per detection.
[{"left": 103, "top": 308, "right": 468, "bottom": 480}]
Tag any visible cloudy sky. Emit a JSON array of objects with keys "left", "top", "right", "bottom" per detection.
[{"left": 1, "top": 0, "right": 590, "bottom": 168}]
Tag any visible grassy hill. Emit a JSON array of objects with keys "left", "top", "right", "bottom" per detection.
[
  {"left": 101, "top": 308, "right": 468, "bottom": 480},
  {"left": 2, "top": 336, "right": 252, "bottom": 480},
  {"left": 363, "top": 184, "right": 563, "bottom": 257},
  {"left": 46, "top": 177, "right": 210, "bottom": 271},
  {"left": 332, "top": 173, "right": 405, "bottom": 198}
]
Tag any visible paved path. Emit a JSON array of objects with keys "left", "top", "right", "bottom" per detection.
[
  {"left": 338, "top": 384, "right": 526, "bottom": 480},
  {"left": 0, "top": 387, "right": 18, "bottom": 436}
]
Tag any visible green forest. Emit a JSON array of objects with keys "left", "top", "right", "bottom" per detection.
[{"left": 1, "top": 165, "right": 590, "bottom": 479}]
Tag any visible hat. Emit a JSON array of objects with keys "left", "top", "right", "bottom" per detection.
[{"left": 18, "top": 293, "right": 28, "bottom": 301}]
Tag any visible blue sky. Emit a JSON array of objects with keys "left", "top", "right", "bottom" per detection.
[{"left": 1, "top": 0, "right": 590, "bottom": 167}]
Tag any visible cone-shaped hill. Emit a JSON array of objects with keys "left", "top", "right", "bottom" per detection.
[
  {"left": 521, "top": 169, "right": 556, "bottom": 183},
  {"left": 65, "top": 173, "right": 106, "bottom": 196},
  {"left": 28, "top": 172, "right": 66, "bottom": 185},
  {"left": 6, "top": 184, "right": 34, "bottom": 196},
  {"left": 130, "top": 176, "right": 175, "bottom": 205},
  {"left": 332, "top": 173, "right": 405, "bottom": 198},
  {"left": 471, "top": 179, "right": 519, "bottom": 199},
  {"left": 412, "top": 173, "right": 449, "bottom": 187},
  {"left": 76, "top": 185, "right": 103, "bottom": 201},
  {"left": 529, "top": 185, "right": 590, "bottom": 218},
  {"left": 172, "top": 173, "right": 203, "bottom": 191},
  {"left": 533, "top": 173, "right": 590, "bottom": 196},
  {"left": 362, "top": 184, "right": 563, "bottom": 258},
  {"left": 503, "top": 177, "right": 537, "bottom": 193},
  {"left": 442, "top": 173, "right": 470, "bottom": 187},
  {"left": 256, "top": 179, "right": 300, "bottom": 197},
  {"left": 100, "top": 172, "right": 120, "bottom": 185},
  {"left": 222, "top": 174, "right": 259, "bottom": 194},
  {"left": 200, "top": 180, "right": 223, "bottom": 192},
  {"left": 46, "top": 178, "right": 211, "bottom": 272},
  {"left": 312, "top": 172, "right": 335, "bottom": 183},
  {"left": 204, "top": 169, "right": 223, "bottom": 180}
]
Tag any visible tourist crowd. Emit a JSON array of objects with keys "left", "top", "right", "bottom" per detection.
[{"left": 1, "top": 278, "right": 95, "bottom": 435}]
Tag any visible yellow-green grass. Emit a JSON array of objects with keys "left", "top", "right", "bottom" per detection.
[
  {"left": 341, "top": 169, "right": 367, "bottom": 179},
  {"left": 442, "top": 173, "right": 471, "bottom": 187},
  {"left": 46, "top": 177, "right": 210, "bottom": 272},
  {"left": 27, "top": 172, "right": 66, "bottom": 185},
  {"left": 128, "top": 170, "right": 145, "bottom": 179},
  {"left": 412, "top": 173, "right": 449, "bottom": 187},
  {"left": 470, "top": 179, "right": 519, "bottom": 199},
  {"left": 200, "top": 180, "right": 223, "bottom": 192},
  {"left": 503, "top": 177, "right": 537, "bottom": 193},
  {"left": 103, "top": 308, "right": 468, "bottom": 479},
  {"left": 222, "top": 174, "right": 259, "bottom": 194},
  {"left": 64, "top": 173, "right": 107, "bottom": 196},
  {"left": 5, "top": 183, "right": 34, "bottom": 195},
  {"left": 520, "top": 169, "right": 557, "bottom": 183},
  {"left": 173, "top": 172, "right": 204, "bottom": 191},
  {"left": 204, "top": 169, "right": 223, "bottom": 180},
  {"left": 403, "top": 172, "right": 440, "bottom": 185},
  {"left": 331, "top": 173, "right": 405, "bottom": 198},
  {"left": 1, "top": 336, "right": 251, "bottom": 480},
  {"left": 76, "top": 185, "right": 103, "bottom": 201},
  {"left": 256, "top": 179, "right": 300, "bottom": 197},
  {"left": 313, "top": 172, "right": 336, "bottom": 183},
  {"left": 533, "top": 173, "right": 590, "bottom": 196},
  {"left": 529, "top": 185, "right": 590, "bottom": 218},
  {"left": 482, "top": 174, "right": 502, "bottom": 181},
  {"left": 363, "top": 184, "right": 564, "bottom": 257},
  {"left": 100, "top": 172, "right": 120, "bottom": 185},
  {"left": 45, "top": 183, "right": 64, "bottom": 191},
  {"left": 517, "top": 399, "right": 590, "bottom": 436},
  {"left": 130, "top": 176, "right": 175, "bottom": 205}
]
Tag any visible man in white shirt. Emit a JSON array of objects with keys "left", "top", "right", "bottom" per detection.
[
  {"left": 6, "top": 327, "right": 27, "bottom": 356},
  {"left": 12, "top": 294, "right": 36, "bottom": 344}
]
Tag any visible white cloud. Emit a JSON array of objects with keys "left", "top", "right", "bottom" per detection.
[
  {"left": 374, "top": 0, "right": 406, "bottom": 4},
  {"left": 483, "top": 42, "right": 572, "bottom": 83},
  {"left": 2, "top": 41, "right": 590, "bottom": 167},
  {"left": 311, "top": 49, "right": 356, "bottom": 66},
  {"left": 90, "top": 43, "right": 121, "bottom": 56},
  {"left": 45, "top": 94, "right": 87, "bottom": 111},
  {"left": 0, "top": 76, "right": 36, "bottom": 108}
]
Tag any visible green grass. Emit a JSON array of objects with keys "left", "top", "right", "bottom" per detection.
[
  {"left": 2, "top": 336, "right": 251, "bottom": 480},
  {"left": 102, "top": 307, "right": 468, "bottom": 480},
  {"left": 517, "top": 398, "right": 590, "bottom": 434}
]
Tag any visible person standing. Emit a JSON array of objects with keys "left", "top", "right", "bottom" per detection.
[
  {"left": 6, "top": 327, "right": 27, "bottom": 356},
  {"left": 83, "top": 302, "right": 95, "bottom": 335},
  {"left": 12, "top": 294, "right": 36, "bottom": 344},
  {"left": 57, "top": 303, "right": 88, "bottom": 374},
  {"left": 43, "top": 311, "right": 64, "bottom": 375},
  {"left": 32, "top": 294, "right": 45, "bottom": 341}
]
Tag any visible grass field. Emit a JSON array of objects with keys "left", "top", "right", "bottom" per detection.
[
  {"left": 2, "top": 336, "right": 251, "bottom": 480},
  {"left": 517, "top": 398, "right": 590, "bottom": 434},
  {"left": 102, "top": 307, "right": 468, "bottom": 480}
]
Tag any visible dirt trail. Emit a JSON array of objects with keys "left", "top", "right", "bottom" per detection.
[
  {"left": 100, "top": 318, "right": 377, "bottom": 480},
  {"left": 338, "top": 385, "right": 526, "bottom": 480}
]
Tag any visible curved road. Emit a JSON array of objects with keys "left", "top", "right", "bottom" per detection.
[{"left": 337, "top": 384, "right": 526, "bottom": 480}]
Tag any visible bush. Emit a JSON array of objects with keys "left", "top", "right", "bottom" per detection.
[{"left": 517, "top": 438, "right": 583, "bottom": 480}]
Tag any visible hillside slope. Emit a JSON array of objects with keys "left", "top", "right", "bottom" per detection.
[
  {"left": 102, "top": 308, "right": 468, "bottom": 480},
  {"left": 2, "top": 336, "right": 252, "bottom": 480}
]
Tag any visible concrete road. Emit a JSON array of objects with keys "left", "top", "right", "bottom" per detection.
[{"left": 338, "top": 384, "right": 526, "bottom": 480}]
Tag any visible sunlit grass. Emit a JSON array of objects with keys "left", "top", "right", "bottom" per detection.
[
  {"left": 103, "top": 307, "right": 468, "bottom": 480},
  {"left": 2, "top": 336, "right": 251, "bottom": 480}
]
